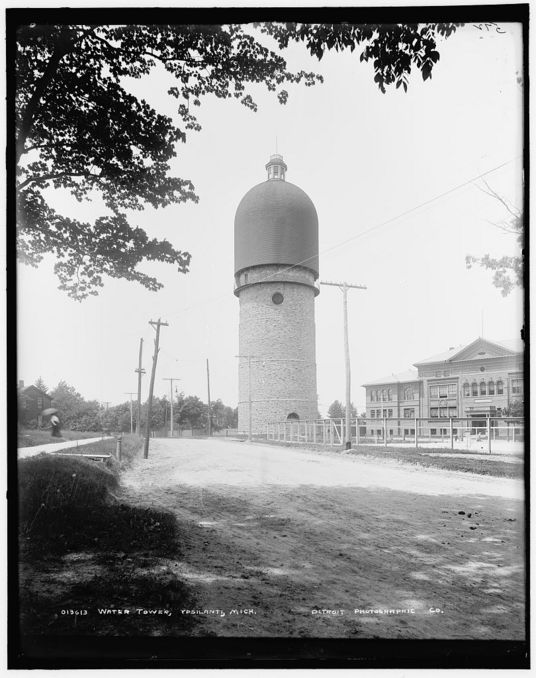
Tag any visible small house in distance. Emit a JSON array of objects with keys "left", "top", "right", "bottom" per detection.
[{"left": 18, "top": 381, "right": 52, "bottom": 426}]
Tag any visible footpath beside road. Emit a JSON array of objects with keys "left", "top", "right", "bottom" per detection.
[
  {"left": 118, "top": 437, "right": 525, "bottom": 639},
  {"left": 18, "top": 436, "right": 107, "bottom": 459}
]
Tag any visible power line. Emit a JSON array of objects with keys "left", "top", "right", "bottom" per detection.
[{"left": 159, "top": 156, "right": 519, "bottom": 322}]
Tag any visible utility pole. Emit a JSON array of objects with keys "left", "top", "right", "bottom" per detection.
[
  {"left": 206, "top": 358, "right": 212, "bottom": 437},
  {"left": 144, "top": 319, "right": 168, "bottom": 459},
  {"left": 163, "top": 377, "right": 180, "bottom": 438},
  {"left": 320, "top": 280, "right": 367, "bottom": 450},
  {"left": 135, "top": 338, "right": 145, "bottom": 436},
  {"left": 124, "top": 392, "right": 136, "bottom": 434},
  {"left": 235, "top": 354, "right": 257, "bottom": 441}
]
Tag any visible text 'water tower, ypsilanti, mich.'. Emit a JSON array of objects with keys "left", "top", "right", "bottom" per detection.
[{"left": 234, "top": 154, "right": 320, "bottom": 433}]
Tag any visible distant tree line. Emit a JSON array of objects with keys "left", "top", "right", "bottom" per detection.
[
  {"left": 327, "top": 400, "right": 366, "bottom": 419},
  {"left": 19, "top": 378, "right": 237, "bottom": 432}
]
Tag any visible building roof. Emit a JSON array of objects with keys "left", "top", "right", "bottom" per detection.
[
  {"left": 22, "top": 385, "right": 50, "bottom": 398},
  {"left": 234, "top": 158, "right": 319, "bottom": 277},
  {"left": 414, "top": 337, "right": 523, "bottom": 366},
  {"left": 362, "top": 369, "right": 419, "bottom": 387}
]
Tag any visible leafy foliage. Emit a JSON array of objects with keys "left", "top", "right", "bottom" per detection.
[
  {"left": 16, "top": 22, "right": 459, "bottom": 299},
  {"left": 33, "top": 376, "right": 48, "bottom": 393},
  {"left": 259, "top": 22, "right": 459, "bottom": 92},
  {"left": 466, "top": 181, "right": 523, "bottom": 296},
  {"left": 502, "top": 399, "right": 524, "bottom": 417},
  {"left": 327, "top": 399, "right": 358, "bottom": 419}
]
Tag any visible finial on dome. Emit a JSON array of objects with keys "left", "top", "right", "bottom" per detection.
[{"left": 265, "top": 154, "right": 287, "bottom": 181}]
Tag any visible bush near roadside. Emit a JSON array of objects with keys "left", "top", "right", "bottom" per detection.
[{"left": 17, "top": 436, "right": 179, "bottom": 557}]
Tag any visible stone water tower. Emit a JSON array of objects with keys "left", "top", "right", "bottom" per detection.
[{"left": 234, "top": 154, "right": 319, "bottom": 433}]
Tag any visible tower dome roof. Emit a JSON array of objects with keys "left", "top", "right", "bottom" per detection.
[{"left": 234, "top": 156, "right": 319, "bottom": 278}]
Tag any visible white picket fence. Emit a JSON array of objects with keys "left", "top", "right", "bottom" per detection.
[{"left": 265, "top": 417, "right": 524, "bottom": 454}]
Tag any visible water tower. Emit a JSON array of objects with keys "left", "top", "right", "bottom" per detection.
[{"left": 234, "top": 154, "right": 319, "bottom": 433}]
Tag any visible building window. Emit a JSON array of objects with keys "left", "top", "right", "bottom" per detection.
[
  {"left": 404, "top": 386, "right": 415, "bottom": 400},
  {"left": 463, "top": 383, "right": 470, "bottom": 397},
  {"left": 439, "top": 385, "right": 448, "bottom": 398},
  {"left": 403, "top": 408, "right": 415, "bottom": 418},
  {"left": 435, "top": 371, "right": 442, "bottom": 377},
  {"left": 37, "top": 397, "right": 43, "bottom": 409},
  {"left": 448, "top": 384, "right": 457, "bottom": 396},
  {"left": 272, "top": 292, "right": 284, "bottom": 305},
  {"left": 244, "top": 273, "right": 248, "bottom": 283},
  {"left": 488, "top": 381, "right": 495, "bottom": 395},
  {"left": 387, "top": 409, "right": 393, "bottom": 418},
  {"left": 480, "top": 366, "right": 486, "bottom": 372},
  {"left": 382, "top": 389, "right": 387, "bottom": 402},
  {"left": 480, "top": 381, "right": 486, "bottom": 395},
  {"left": 430, "top": 408, "right": 438, "bottom": 418},
  {"left": 439, "top": 407, "right": 447, "bottom": 418},
  {"left": 497, "top": 380, "right": 504, "bottom": 395},
  {"left": 511, "top": 378, "right": 523, "bottom": 395},
  {"left": 472, "top": 382, "right": 478, "bottom": 396},
  {"left": 287, "top": 412, "right": 299, "bottom": 420},
  {"left": 430, "top": 386, "right": 438, "bottom": 398},
  {"left": 448, "top": 406, "right": 457, "bottom": 417},
  {"left": 431, "top": 428, "right": 437, "bottom": 436},
  {"left": 443, "top": 370, "right": 450, "bottom": 377},
  {"left": 371, "top": 410, "right": 375, "bottom": 418},
  {"left": 387, "top": 388, "right": 392, "bottom": 401}
]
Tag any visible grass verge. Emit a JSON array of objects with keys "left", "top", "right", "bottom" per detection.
[
  {"left": 257, "top": 439, "right": 523, "bottom": 478},
  {"left": 18, "top": 437, "right": 196, "bottom": 635},
  {"left": 18, "top": 429, "right": 102, "bottom": 448}
]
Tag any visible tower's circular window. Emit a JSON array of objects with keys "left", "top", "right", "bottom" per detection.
[
  {"left": 272, "top": 292, "right": 284, "bottom": 305},
  {"left": 480, "top": 366, "right": 486, "bottom": 372}
]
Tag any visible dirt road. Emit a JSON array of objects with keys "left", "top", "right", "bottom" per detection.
[{"left": 119, "top": 438, "right": 525, "bottom": 639}]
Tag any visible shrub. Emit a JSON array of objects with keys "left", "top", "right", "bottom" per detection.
[{"left": 18, "top": 454, "right": 118, "bottom": 530}]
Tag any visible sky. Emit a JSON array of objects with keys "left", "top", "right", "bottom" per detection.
[{"left": 16, "top": 20, "right": 524, "bottom": 416}]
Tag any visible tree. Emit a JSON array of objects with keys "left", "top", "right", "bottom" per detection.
[
  {"left": 34, "top": 376, "right": 48, "bottom": 392},
  {"left": 502, "top": 400, "right": 524, "bottom": 417},
  {"left": 466, "top": 180, "right": 523, "bottom": 296},
  {"left": 49, "top": 380, "right": 85, "bottom": 423},
  {"left": 179, "top": 395, "right": 206, "bottom": 432},
  {"left": 209, "top": 399, "right": 238, "bottom": 430},
  {"left": 327, "top": 400, "right": 358, "bottom": 418},
  {"left": 327, "top": 400, "right": 344, "bottom": 419},
  {"left": 16, "top": 22, "right": 459, "bottom": 299}
]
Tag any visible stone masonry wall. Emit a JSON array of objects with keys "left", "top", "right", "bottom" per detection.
[{"left": 236, "top": 265, "right": 318, "bottom": 433}]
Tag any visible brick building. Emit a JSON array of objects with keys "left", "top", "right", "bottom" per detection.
[
  {"left": 234, "top": 155, "right": 319, "bottom": 432},
  {"left": 363, "top": 337, "right": 524, "bottom": 436},
  {"left": 17, "top": 381, "right": 53, "bottom": 425}
]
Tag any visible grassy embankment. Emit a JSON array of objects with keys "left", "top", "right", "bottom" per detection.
[
  {"left": 18, "top": 435, "right": 194, "bottom": 636},
  {"left": 18, "top": 429, "right": 103, "bottom": 448},
  {"left": 259, "top": 439, "right": 523, "bottom": 479}
]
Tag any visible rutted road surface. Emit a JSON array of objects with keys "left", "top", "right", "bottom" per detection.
[{"left": 120, "top": 438, "right": 525, "bottom": 639}]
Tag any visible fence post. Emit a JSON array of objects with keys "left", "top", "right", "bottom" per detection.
[
  {"left": 330, "top": 419, "right": 334, "bottom": 445},
  {"left": 356, "top": 418, "right": 360, "bottom": 446},
  {"left": 449, "top": 418, "right": 453, "bottom": 450},
  {"left": 487, "top": 416, "right": 491, "bottom": 454},
  {"left": 116, "top": 435, "right": 122, "bottom": 461},
  {"left": 383, "top": 417, "right": 387, "bottom": 447},
  {"left": 414, "top": 418, "right": 418, "bottom": 448},
  {"left": 313, "top": 420, "right": 317, "bottom": 444}
]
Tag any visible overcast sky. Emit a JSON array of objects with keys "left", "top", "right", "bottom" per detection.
[{"left": 17, "top": 21, "right": 524, "bottom": 415}]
